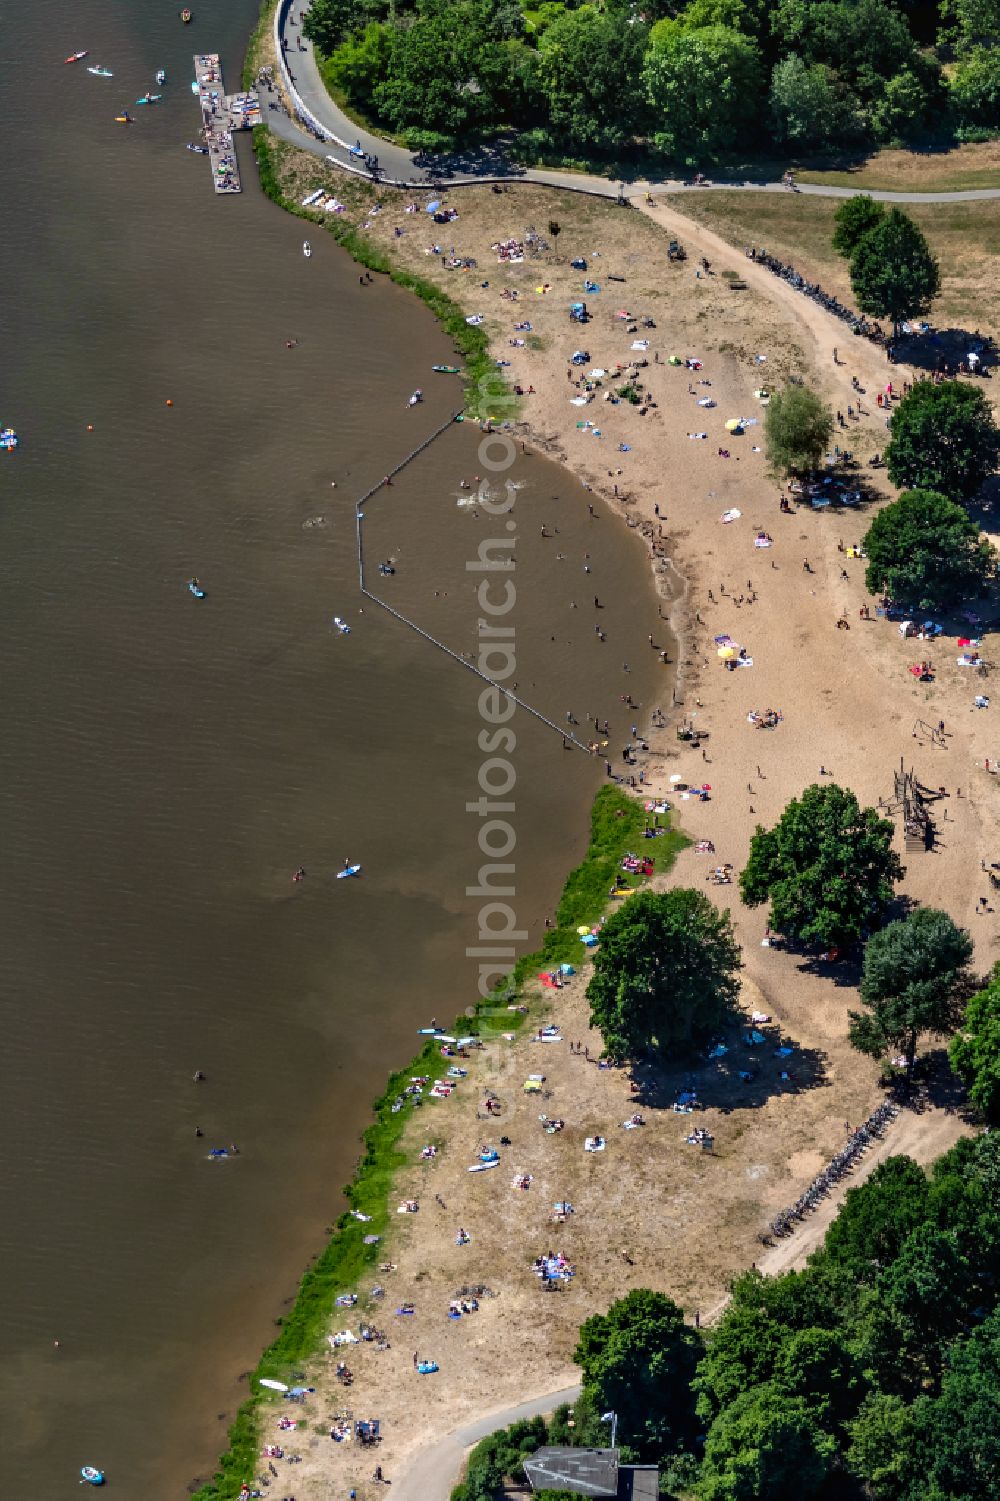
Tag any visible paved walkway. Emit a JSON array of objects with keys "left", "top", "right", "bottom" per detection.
[
  {"left": 391, "top": 1382, "right": 581, "bottom": 1501},
  {"left": 273, "top": 3, "right": 1000, "bottom": 200}
]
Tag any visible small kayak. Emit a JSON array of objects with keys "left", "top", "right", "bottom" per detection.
[
  {"left": 408, "top": 389, "right": 423, "bottom": 406},
  {"left": 115, "top": 113, "right": 133, "bottom": 124},
  {"left": 181, "top": 7, "right": 193, "bottom": 21},
  {"left": 135, "top": 92, "right": 161, "bottom": 104},
  {"left": 87, "top": 65, "right": 112, "bottom": 76},
  {"left": 65, "top": 50, "right": 89, "bottom": 63},
  {"left": 156, "top": 68, "right": 167, "bottom": 84},
  {"left": 186, "top": 142, "right": 209, "bottom": 153},
  {"left": 432, "top": 365, "right": 460, "bottom": 374},
  {"left": 80, "top": 1468, "right": 105, "bottom": 1487},
  {"left": 337, "top": 864, "right": 362, "bottom": 880},
  {"left": 303, "top": 241, "right": 312, "bottom": 257},
  {"left": 187, "top": 578, "right": 205, "bottom": 599}
]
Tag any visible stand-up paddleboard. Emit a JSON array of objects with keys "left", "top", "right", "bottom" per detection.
[
  {"left": 337, "top": 864, "right": 362, "bottom": 880},
  {"left": 259, "top": 1378, "right": 288, "bottom": 1392},
  {"left": 468, "top": 1160, "right": 499, "bottom": 1172}
]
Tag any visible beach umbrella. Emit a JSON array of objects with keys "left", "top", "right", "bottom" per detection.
[
  {"left": 668, "top": 355, "right": 682, "bottom": 365},
  {"left": 717, "top": 646, "right": 736, "bottom": 660},
  {"left": 576, "top": 925, "right": 591, "bottom": 935},
  {"left": 425, "top": 200, "right": 440, "bottom": 212},
  {"left": 725, "top": 418, "right": 743, "bottom": 431}
]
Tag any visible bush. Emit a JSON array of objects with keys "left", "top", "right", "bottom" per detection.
[{"left": 764, "top": 385, "right": 834, "bottom": 474}]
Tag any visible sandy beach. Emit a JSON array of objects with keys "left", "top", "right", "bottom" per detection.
[{"left": 230, "top": 142, "right": 997, "bottom": 1499}]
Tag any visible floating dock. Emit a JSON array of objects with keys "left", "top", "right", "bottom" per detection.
[{"left": 192, "top": 53, "right": 261, "bottom": 194}]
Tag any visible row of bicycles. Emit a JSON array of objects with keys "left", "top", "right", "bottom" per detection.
[
  {"left": 746, "top": 247, "right": 889, "bottom": 347},
  {"left": 764, "top": 1099, "right": 900, "bottom": 1242}
]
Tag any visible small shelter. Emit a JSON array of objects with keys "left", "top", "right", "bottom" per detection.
[{"left": 523, "top": 1447, "right": 659, "bottom": 1500}]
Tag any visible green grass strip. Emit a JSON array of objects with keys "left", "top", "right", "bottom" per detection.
[{"left": 191, "top": 784, "right": 684, "bottom": 1498}]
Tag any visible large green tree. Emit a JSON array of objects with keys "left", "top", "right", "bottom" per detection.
[
  {"left": 833, "top": 194, "right": 886, "bottom": 258},
  {"left": 324, "top": 23, "right": 393, "bottom": 116},
  {"left": 764, "top": 385, "right": 834, "bottom": 474},
  {"left": 862, "top": 489, "right": 996, "bottom": 608},
  {"left": 952, "top": 47, "right": 1000, "bottom": 130},
  {"left": 904, "top": 1310, "right": 1000, "bottom": 1500},
  {"left": 941, "top": 0, "right": 1000, "bottom": 55},
  {"left": 773, "top": 0, "right": 918, "bottom": 93},
  {"left": 886, "top": 380, "right": 1000, "bottom": 503},
  {"left": 573, "top": 1289, "right": 702, "bottom": 1459},
  {"left": 848, "top": 907, "right": 973, "bottom": 1069},
  {"left": 642, "top": 24, "right": 763, "bottom": 164},
  {"left": 950, "top": 963, "right": 1000, "bottom": 1119},
  {"left": 304, "top": 0, "right": 361, "bottom": 54},
  {"left": 585, "top": 887, "right": 741, "bottom": 1061},
  {"left": 845, "top": 1391, "right": 918, "bottom": 1501},
  {"left": 769, "top": 57, "right": 859, "bottom": 148},
  {"left": 536, "top": 8, "right": 650, "bottom": 154},
  {"left": 818, "top": 1156, "right": 930, "bottom": 1279},
  {"left": 373, "top": 2, "right": 517, "bottom": 138},
  {"left": 849, "top": 208, "right": 940, "bottom": 335},
  {"left": 699, "top": 1385, "right": 837, "bottom": 1501},
  {"left": 739, "top": 783, "right": 902, "bottom": 948}
]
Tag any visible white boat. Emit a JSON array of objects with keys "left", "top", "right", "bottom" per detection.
[
  {"left": 156, "top": 68, "right": 167, "bottom": 84},
  {"left": 303, "top": 241, "right": 312, "bottom": 257},
  {"left": 408, "top": 389, "right": 423, "bottom": 406},
  {"left": 331, "top": 615, "right": 350, "bottom": 635},
  {"left": 87, "top": 65, "right": 112, "bottom": 76},
  {"left": 80, "top": 1467, "right": 105, "bottom": 1486}
]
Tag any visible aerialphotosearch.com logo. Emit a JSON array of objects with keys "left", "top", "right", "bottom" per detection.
[{"left": 464, "top": 411, "right": 525, "bottom": 1032}]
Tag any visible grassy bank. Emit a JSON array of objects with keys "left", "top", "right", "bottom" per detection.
[
  {"left": 241, "top": 0, "right": 274, "bottom": 90},
  {"left": 192, "top": 784, "right": 684, "bottom": 1498},
  {"left": 252, "top": 128, "right": 513, "bottom": 420},
  {"left": 665, "top": 189, "right": 1000, "bottom": 342}
]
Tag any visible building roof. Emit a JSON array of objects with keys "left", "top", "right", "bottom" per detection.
[
  {"left": 522, "top": 1447, "right": 619, "bottom": 1497},
  {"left": 621, "top": 1467, "right": 660, "bottom": 1501}
]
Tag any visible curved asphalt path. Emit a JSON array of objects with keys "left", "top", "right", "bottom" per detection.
[
  {"left": 392, "top": 1383, "right": 581, "bottom": 1501},
  {"left": 274, "top": 4, "right": 1000, "bottom": 199}
]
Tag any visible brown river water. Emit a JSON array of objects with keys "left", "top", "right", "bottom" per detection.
[{"left": 0, "top": 2, "right": 665, "bottom": 1493}]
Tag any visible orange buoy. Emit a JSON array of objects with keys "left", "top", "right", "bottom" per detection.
[
  {"left": 165, "top": 399, "right": 174, "bottom": 407},
  {"left": 87, "top": 424, "right": 95, "bottom": 432}
]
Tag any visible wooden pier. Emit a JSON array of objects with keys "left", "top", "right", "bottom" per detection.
[{"left": 192, "top": 53, "right": 261, "bottom": 195}]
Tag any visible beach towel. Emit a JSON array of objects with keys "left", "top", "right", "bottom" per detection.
[
  {"left": 584, "top": 1137, "right": 606, "bottom": 1152},
  {"left": 721, "top": 509, "right": 741, "bottom": 523}
]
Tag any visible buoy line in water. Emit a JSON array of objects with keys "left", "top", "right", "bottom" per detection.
[{"left": 354, "top": 413, "right": 592, "bottom": 753}]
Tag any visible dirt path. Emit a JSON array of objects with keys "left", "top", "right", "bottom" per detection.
[{"left": 633, "top": 196, "right": 904, "bottom": 394}]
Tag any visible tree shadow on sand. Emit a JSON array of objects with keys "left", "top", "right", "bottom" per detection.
[
  {"left": 892, "top": 326, "right": 997, "bottom": 378},
  {"left": 626, "top": 1024, "right": 830, "bottom": 1118}
]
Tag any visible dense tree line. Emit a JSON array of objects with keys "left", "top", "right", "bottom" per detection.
[
  {"left": 450, "top": 1134, "right": 1000, "bottom": 1500},
  {"left": 304, "top": 0, "right": 1000, "bottom": 158}
]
